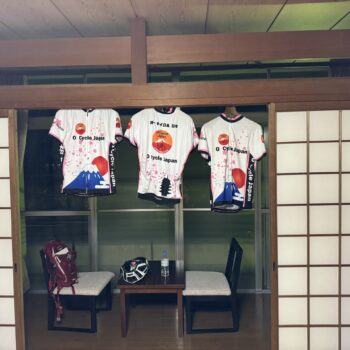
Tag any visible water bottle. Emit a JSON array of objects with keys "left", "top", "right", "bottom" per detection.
[{"left": 161, "top": 250, "right": 169, "bottom": 277}]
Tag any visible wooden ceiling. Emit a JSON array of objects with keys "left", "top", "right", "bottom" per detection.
[{"left": 0, "top": 0, "right": 349, "bottom": 40}]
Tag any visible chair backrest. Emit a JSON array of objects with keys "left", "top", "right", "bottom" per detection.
[{"left": 224, "top": 238, "right": 243, "bottom": 293}]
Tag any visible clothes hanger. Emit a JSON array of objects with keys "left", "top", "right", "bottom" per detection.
[
  {"left": 224, "top": 105, "right": 239, "bottom": 117},
  {"left": 155, "top": 106, "right": 174, "bottom": 114}
]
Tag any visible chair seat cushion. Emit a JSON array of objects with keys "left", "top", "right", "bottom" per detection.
[
  {"left": 53, "top": 271, "right": 115, "bottom": 296},
  {"left": 183, "top": 271, "right": 231, "bottom": 296}
]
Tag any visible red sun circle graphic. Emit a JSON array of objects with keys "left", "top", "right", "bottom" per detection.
[
  {"left": 75, "top": 123, "right": 86, "bottom": 135},
  {"left": 232, "top": 168, "right": 246, "bottom": 188},
  {"left": 218, "top": 133, "right": 229, "bottom": 145},
  {"left": 92, "top": 156, "right": 108, "bottom": 176},
  {"left": 127, "top": 120, "right": 132, "bottom": 129},
  {"left": 152, "top": 130, "right": 173, "bottom": 154}
]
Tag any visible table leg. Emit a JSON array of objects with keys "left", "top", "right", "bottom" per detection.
[
  {"left": 177, "top": 290, "right": 184, "bottom": 337},
  {"left": 120, "top": 290, "right": 127, "bottom": 337}
]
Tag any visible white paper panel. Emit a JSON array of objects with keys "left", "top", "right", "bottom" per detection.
[
  {"left": 310, "top": 267, "right": 338, "bottom": 295},
  {"left": 342, "top": 267, "right": 350, "bottom": 294},
  {"left": 278, "top": 237, "right": 307, "bottom": 265},
  {"left": 342, "top": 174, "right": 350, "bottom": 203},
  {"left": 309, "top": 205, "right": 339, "bottom": 235},
  {"left": 0, "top": 209, "right": 11, "bottom": 237},
  {"left": 278, "top": 267, "right": 307, "bottom": 295},
  {"left": 342, "top": 110, "right": 350, "bottom": 140},
  {"left": 277, "top": 175, "right": 307, "bottom": 204},
  {"left": 310, "top": 297, "right": 338, "bottom": 325},
  {"left": 0, "top": 269, "right": 13, "bottom": 295},
  {"left": 342, "top": 206, "right": 350, "bottom": 234},
  {"left": 0, "top": 327, "right": 16, "bottom": 350},
  {"left": 0, "top": 149, "right": 9, "bottom": 178},
  {"left": 342, "top": 298, "right": 350, "bottom": 324},
  {"left": 0, "top": 298, "right": 15, "bottom": 324},
  {"left": 279, "top": 297, "right": 307, "bottom": 325},
  {"left": 277, "top": 206, "right": 307, "bottom": 235},
  {"left": 341, "top": 327, "right": 350, "bottom": 350},
  {"left": 309, "top": 110, "right": 339, "bottom": 141},
  {"left": 310, "top": 328, "right": 338, "bottom": 350},
  {"left": 276, "top": 112, "right": 307, "bottom": 142},
  {"left": 342, "top": 142, "right": 350, "bottom": 172},
  {"left": 310, "top": 236, "right": 339, "bottom": 265},
  {"left": 0, "top": 119, "right": 8, "bottom": 147},
  {"left": 277, "top": 143, "right": 307, "bottom": 173},
  {"left": 309, "top": 142, "right": 339, "bottom": 172},
  {"left": 309, "top": 174, "right": 339, "bottom": 204},
  {"left": 342, "top": 237, "right": 350, "bottom": 264},
  {"left": 279, "top": 327, "right": 307, "bottom": 350},
  {"left": 0, "top": 239, "right": 13, "bottom": 266},
  {"left": 0, "top": 179, "right": 11, "bottom": 208}
]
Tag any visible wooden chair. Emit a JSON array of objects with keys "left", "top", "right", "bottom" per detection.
[
  {"left": 183, "top": 238, "right": 243, "bottom": 334},
  {"left": 40, "top": 250, "right": 114, "bottom": 333}
]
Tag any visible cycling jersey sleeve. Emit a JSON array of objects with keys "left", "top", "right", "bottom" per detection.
[
  {"left": 110, "top": 110, "right": 123, "bottom": 144},
  {"left": 198, "top": 125, "right": 210, "bottom": 160},
  {"left": 49, "top": 110, "right": 67, "bottom": 143},
  {"left": 249, "top": 125, "right": 266, "bottom": 160},
  {"left": 124, "top": 116, "right": 137, "bottom": 146}
]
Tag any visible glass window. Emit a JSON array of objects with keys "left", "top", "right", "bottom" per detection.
[
  {"left": 98, "top": 212, "right": 175, "bottom": 285},
  {"left": 184, "top": 210, "right": 256, "bottom": 289}
]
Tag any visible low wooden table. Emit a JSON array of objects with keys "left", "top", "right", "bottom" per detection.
[{"left": 118, "top": 260, "right": 185, "bottom": 337}]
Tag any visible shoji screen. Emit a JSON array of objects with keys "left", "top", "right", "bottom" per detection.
[
  {"left": 276, "top": 110, "right": 350, "bottom": 350},
  {"left": 0, "top": 115, "right": 16, "bottom": 350}
]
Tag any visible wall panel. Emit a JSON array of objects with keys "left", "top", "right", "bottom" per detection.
[
  {"left": 276, "top": 109, "right": 349, "bottom": 350},
  {"left": 0, "top": 113, "right": 16, "bottom": 349}
]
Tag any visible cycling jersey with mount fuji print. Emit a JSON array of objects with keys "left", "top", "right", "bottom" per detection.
[
  {"left": 49, "top": 109, "right": 123, "bottom": 196},
  {"left": 198, "top": 114, "right": 266, "bottom": 212}
]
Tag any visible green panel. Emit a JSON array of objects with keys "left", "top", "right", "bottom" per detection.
[
  {"left": 98, "top": 212, "right": 175, "bottom": 283},
  {"left": 98, "top": 139, "right": 173, "bottom": 210},
  {"left": 25, "top": 216, "right": 89, "bottom": 290},
  {"left": 271, "top": 2, "right": 350, "bottom": 31},
  {"left": 333, "top": 13, "right": 350, "bottom": 29},
  {"left": 184, "top": 210, "right": 255, "bottom": 289}
]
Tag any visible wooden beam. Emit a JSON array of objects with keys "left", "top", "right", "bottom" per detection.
[
  {"left": 0, "top": 30, "right": 349, "bottom": 69},
  {"left": 131, "top": 18, "right": 147, "bottom": 84},
  {"left": 147, "top": 30, "right": 350, "bottom": 64},
  {"left": 8, "top": 110, "right": 25, "bottom": 350},
  {"left": 0, "top": 37, "right": 131, "bottom": 68},
  {"left": 0, "top": 77, "right": 349, "bottom": 109}
]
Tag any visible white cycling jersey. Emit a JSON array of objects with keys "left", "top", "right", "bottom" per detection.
[
  {"left": 49, "top": 109, "right": 123, "bottom": 196},
  {"left": 198, "top": 114, "right": 266, "bottom": 212},
  {"left": 125, "top": 107, "right": 199, "bottom": 204}
]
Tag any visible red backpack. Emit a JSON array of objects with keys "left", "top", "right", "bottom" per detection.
[{"left": 43, "top": 240, "right": 78, "bottom": 322}]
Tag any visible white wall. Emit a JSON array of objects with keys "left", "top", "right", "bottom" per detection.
[{"left": 276, "top": 110, "right": 350, "bottom": 350}]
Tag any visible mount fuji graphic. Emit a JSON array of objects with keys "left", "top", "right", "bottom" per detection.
[
  {"left": 65, "top": 164, "right": 109, "bottom": 190},
  {"left": 214, "top": 182, "right": 243, "bottom": 204}
]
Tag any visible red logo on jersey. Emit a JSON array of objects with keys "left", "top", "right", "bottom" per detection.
[
  {"left": 127, "top": 120, "right": 132, "bottom": 129},
  {"left": 232, "top": 168, "right": 246, "bottom": 188},
  {"left": 218, "top": 133, "right": 229, "bottom": 145},
  {"left": 75, "top": 123, "right": 86, "bottom": 135},
  {"left": 92, "top": 156, "right": 108, "bottom": 176},
  {"left": 152, "top": 130, "right": 173, "bottom": 154}
]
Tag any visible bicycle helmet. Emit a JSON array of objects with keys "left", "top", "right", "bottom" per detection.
[{"left": 120, "top": 257, "right": 149, "bottom": 284}]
